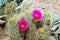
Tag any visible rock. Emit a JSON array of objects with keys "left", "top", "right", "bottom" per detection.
[{"left": 48, "top": 36, "right": 56, "bottom": 40}]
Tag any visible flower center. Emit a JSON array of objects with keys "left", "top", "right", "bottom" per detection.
[
  {"left": 35, "top": 13, "right": 38, "bottom": 17},
  {"left": 21, "top": 24, "right": 24, "bottom": 28}
]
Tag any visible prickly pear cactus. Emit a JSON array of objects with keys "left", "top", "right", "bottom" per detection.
[{"left": 3, "top": 0, "right": 58, "bottom": 40}]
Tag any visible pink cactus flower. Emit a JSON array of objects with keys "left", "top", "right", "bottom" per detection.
[
  {"left": 17, "top": 18, "right": 29, "bottom": 31},
  {"left": 32, "top": 9, "right": 44, "bottom": 20}
]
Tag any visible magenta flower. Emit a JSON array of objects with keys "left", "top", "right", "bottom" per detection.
[
  {"left": 32, "top": 9, "right": 44, "bottom": 20},
  {"left": 17, "top": 19, "right": 29, "bottom": 31}
]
